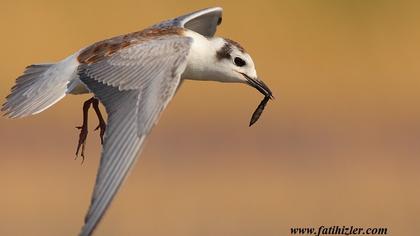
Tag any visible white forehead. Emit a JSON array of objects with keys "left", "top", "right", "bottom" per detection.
[
  {"left": 212, "top": 37, "right": 255, "bottom": 65},
  {"left": 235, "top": 49, "right": 254, "bottom": 68}
]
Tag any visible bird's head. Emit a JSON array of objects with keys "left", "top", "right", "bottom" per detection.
[{"left": 211, "top": 37, "right": 273, "bottom": 99}]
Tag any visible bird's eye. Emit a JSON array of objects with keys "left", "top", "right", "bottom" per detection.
[{"left": 234, "top": 57, "right": 246, "bottom": 67}]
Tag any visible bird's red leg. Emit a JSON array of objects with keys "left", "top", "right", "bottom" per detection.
[
  {"left": 92, "top": 98, "right": 106, "bottom": 144},
  {"left": 75, "top": 97, "right": 95, "bottom": 162}
]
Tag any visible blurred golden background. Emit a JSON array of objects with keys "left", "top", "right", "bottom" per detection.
[{"left": 1, "top": 0, "right": 420, "bottom": 235}]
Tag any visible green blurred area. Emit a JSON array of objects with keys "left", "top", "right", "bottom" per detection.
[{"left": 1, "top": 1, "right": 420, "bottom": 235}]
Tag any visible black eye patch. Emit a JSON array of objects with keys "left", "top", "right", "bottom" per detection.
[{"left": 234, "top": 57, "right": 246, "bottom": 67}]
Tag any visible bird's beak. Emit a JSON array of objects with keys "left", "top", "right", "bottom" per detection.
[{"left": 240, "top": 73, "right": 273, "bottom": 99}]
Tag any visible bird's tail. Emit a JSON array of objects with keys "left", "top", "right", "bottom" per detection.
[{"left": 2, "top": 55, "right": 78, "bottom": 118}]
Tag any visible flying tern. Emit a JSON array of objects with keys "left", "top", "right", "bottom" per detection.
[{"left": 2, "top": 7, "right": 273, "bottom": 235}]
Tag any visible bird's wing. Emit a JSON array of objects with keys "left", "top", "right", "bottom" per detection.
[
  {"left": 77, "top": 35, "right": 192, "bottom": 236},
  {"left": 152, "top": 7, "right": 223, "bottom": 37}
]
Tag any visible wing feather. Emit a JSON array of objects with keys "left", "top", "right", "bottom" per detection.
[
  {"left": 78, "top": 75, "right": 145, "bottom": 236},
  {"left": 83, "top": 36, "right": 191, "bottom": 91},
  {"left": 152, "top": 7, "right": 223, "bottom": 37},
  {"left": 77, "top": 36, "right": 192, "bottom": 236}
]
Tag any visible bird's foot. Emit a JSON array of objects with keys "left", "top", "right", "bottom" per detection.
[
  {"left": 94, "top": 121, "right": 106, "bottom": 145},
  {"left": 92, "top": 98, "right": 106, "bottom": 145},
  {"left": 74, "top": 98, "right": 94, "bottom": 163},
  {"left": 74, "top": 97, "right": 106, "bottom": 163},
  {"left": 75, "top": 125, "right": 88, "bottom": 163}
]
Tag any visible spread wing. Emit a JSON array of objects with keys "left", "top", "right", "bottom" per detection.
[
  {"left": 77, "top": 35, "right": 192, "bottom": 236},
  {"left": 152, "top": 7, "right": 223, "bottom": 37}
]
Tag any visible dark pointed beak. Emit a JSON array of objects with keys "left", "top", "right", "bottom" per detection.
[{"left": 241, "top": 73, "right": 274, "bottom": 99}]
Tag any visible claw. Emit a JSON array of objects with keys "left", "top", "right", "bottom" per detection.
[
  {"left": 94, "top": 123, "right": 106, "bottom": 144},
  {"left": 75, "top": 126, "right": 88, "bottom": 161}
]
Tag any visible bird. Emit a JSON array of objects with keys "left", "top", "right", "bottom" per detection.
[{"left": 1, "top": 7, "right": 273, "bottom": 236}]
